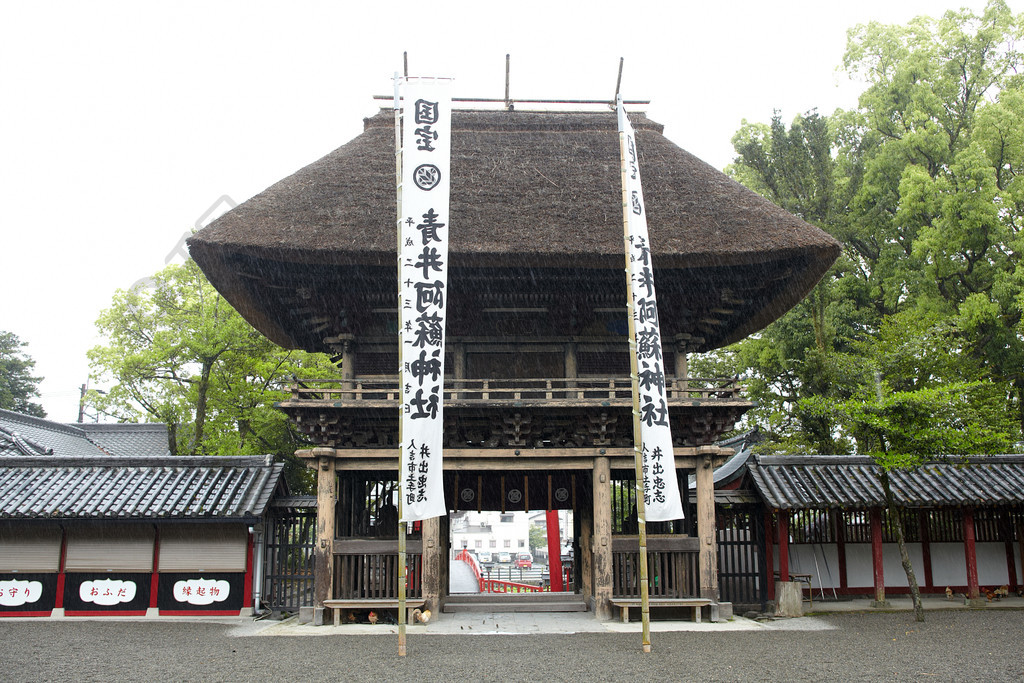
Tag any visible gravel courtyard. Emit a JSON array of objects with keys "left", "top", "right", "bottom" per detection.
[{"left": 2, "top": 610, "right": 1022, "bottom": 682}]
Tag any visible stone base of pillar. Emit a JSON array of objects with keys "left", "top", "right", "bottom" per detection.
[
  {"left": 298, "top": 606, "right": 315, "bottom": 623},
  {"left": 774, "top": 581, "right": 804, "bottom": 617},
  {"left": 870, "top": 599, "right": 890, "bottom": 608},
  {"left": 965, "top": 597, "right": 988, "bottom": 607}
]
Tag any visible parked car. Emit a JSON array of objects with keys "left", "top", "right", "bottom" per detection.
[
  {"left": 498, "top": 551, "right": 511, "bottom": 563},
  {"left": 516, "top": 552, "right": 533, "bottom": 569},
  {"left": 477, "top": 550, "right": 492, "bottom": 563}
]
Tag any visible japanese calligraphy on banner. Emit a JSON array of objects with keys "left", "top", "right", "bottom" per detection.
[
  {"left": 399, "top": 77, "right": 452, "bottom": 522},
  {"left": 617, "top": 97, "right": 684, "bottom": 522}
]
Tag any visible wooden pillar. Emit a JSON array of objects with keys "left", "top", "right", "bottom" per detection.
[
  {"left": 920, "top": 511, "right": 934, "bottom": 590},
  {"left": 564, "top": 342, "right": 577, "bottom": 378},
  {"left": 1000, "top": 510, "right": 1017, "bottom": 592},
  {"left": 453, "top": 342, "right": 465, "bottom": 399},
  {"left": 546, "top": 510, "right": 564, "bottom": 592},
  {"left": 149, "top": 526, "right": 161, "bottom": 612},
  {"left": 54, "top": 525, "right": 68, "bottom": 613},
  {"left": 870, "top": 508, "right": 887, "bottom": 606},
  {"left": 341, "top": 340, "right": 355, "bottom": 388},
  {"left": 421, "top": 516, "right": 442, "bottom": 614},
  {"left": 592, "top": 456, "right": 613, "bottom": 619},
  {"left": 777, "top": 510, "right": 790, "bottom": 583},
  {"left": 835, "top": 510, "right": 848, "bottom": 592},
  {"left": 764, "top": 510, "right": 775, "bottom": 601},
  {"left": 674, "top": 343, "right": 689, "bottom": 397},
  {"left": 963, "top": 507, "right": 980, "bottom": 601},
  {"left": 696, "top": 454, "right": 718, "bottom": 601},
  {"left": 313, "top": 450, "right": 336, "bottom": 624}
]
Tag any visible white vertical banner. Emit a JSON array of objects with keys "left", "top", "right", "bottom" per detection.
[
  {"left": 618, "top": 98, "right": 684, "bottom": 522},
  {"left": 399, "top": 78, "right": 452, "bottom": 521}
]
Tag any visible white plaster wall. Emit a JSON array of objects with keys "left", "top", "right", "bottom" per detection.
[
  {"left": 786, "top": 544, "right": 841, "bottom": 590},
  {"left": 929, "top": 542, "right": 967, "bottom": 586},
  {"left": 771, "top": 541, "right": 1022, "bottom": 590}
]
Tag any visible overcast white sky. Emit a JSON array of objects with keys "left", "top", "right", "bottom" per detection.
[{"left": 1, "top": 0, "right": 1007, "bottom": 422}]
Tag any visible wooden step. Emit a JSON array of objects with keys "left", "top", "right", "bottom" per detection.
[{"left": 443, "top": 593, "right": 588, "bottom": 613}]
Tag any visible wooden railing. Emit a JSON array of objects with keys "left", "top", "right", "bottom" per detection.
[
  {"left": 287, "top": 376, "right": 742, "bottom": 403},
  {"left": 333, "top": 539, "right": 422, "bottom": 599},
  {"left": 611, "top": 535, "right": 700, "bottom": 598}
]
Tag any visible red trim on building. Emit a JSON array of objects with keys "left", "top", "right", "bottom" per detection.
[
  {"left": 919, "top": 511, "right": 933, "bottom": 589},
  {"left": 55, "top": 525, "right": 68, "bottom": 610},
  {"left": 65, "top": 610, "right": 148, "bottom": 617},
  {"left": 764, "top": 510, "right": 775, "bottom": 601},
  {"left": 963, "top": 507, "right": 980, "bottom": 600},
  {"left": 870, "top": 508, "right": 885, "bottom": 603},
  {"left": 159, "top": 610, "right": 240, "bottom": 617},
  {"left": 777, "top": 510, "right": 790, "bottom": 582},
  {"left": 835, "top": 512, "right": 847, "bottom": 591},
  {"left": 546, "top": 510, "right": 564, "bottom": 592},
  {"left": 242, "top": 531, "right": 254, "bottom": 609},
  {"left": 149, "top": 525, "right": 161, "bottom": 610},
  {"left": 0, "top": 611, "right": 53, "bottom": 618}
]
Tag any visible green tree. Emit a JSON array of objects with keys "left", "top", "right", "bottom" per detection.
[
  {"left": 806, "top": 380, "right": 1017, "bottom": 621},
  {"left": 714, "top": 0, "right": 1024, "bottom": 450},
  {"left": 0, "top": 331, "right": 46, "bottom": 418},
  {"left": 88, "top": 260, "right": 341, "bottom": 490}
]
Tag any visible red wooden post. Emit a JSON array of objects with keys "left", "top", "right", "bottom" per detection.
[
  {"left": 870, "top": 508, "right": 886, "bottom": 605},
  {"left": 1002, "top": 511, "right": 1018, "bottom": 592},
  {"left": 546, "top": 510, "right": 563, "bottom": 592},
  {"left": 243, "top": 530, "right": 255, "bottom": 609},
  {"left": 764, "top": 510, "right": 775, "bottom": 601},
  {"left": 149, "top": 526, "right": 160, "bottom": 611},
  {"left": 777, "top": 509, "right": 790, "bottom": 583},
  {"left": 834, "top": 510, "right": 847, "bottom": 593},
  {"left": 54, "top": 526, "right": 68, "bottom": 612},
  {"left": 919, "top": 511, "right": 933, "bottom": 590},
  {"left": 963, "top": 507, "right": 979, "bottom": 600}
]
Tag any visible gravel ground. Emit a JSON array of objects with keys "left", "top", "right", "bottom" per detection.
[{"left": 2, "top": 610, "right": 1023, "bottom": 682}]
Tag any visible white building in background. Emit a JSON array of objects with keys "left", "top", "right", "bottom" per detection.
[{"left": 450, "top": 511, "right": 530, "bottom": 561}]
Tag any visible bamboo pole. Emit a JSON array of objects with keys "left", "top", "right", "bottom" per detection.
[
  {"left": 618, "top": 94, "right": 652, "bottom": 653},
  {"left": 393, "top": 69, "right": 407, "bottom": 657}
]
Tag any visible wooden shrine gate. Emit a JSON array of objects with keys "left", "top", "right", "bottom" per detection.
[
  {"left": 717, "top": 506, "right": 767, "bottom": 609},
  {"left": 264, "top": 499, "right": 317, "bottom": 611}
]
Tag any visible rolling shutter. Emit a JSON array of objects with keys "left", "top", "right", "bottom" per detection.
[
  {"left": 0, "top": 524, "right": 61, "bottom": 572},
  {"left": 158, "top": 524, "right": 248, "bottom": 572},
  {"left": 65, "top": 525, "right": 154, "bottom": 572}
]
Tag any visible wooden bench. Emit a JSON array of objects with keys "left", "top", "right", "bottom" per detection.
[
  {"left": 323, "top": 598, "right": 426, "bottom": 627},
  {"left": 610, "top": 597, "right": 714, "bottom": 624}
]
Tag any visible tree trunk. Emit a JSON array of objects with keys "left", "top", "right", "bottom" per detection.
[
  {"left": 192, "top": 360, "right": 213, "bottom": 453},
  {"left": 881, "top": 470, "right": 924, "bottom": 622}
]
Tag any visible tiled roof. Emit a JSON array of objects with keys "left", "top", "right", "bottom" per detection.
[
  {"left": 748, "top": 454, "right": 1024, "bottom": 510},
  {"left": 74, "top": 422, "right": 170, "bottom": 457},
  {"left": 0, "top": 410, "right": 104, "bottom": 457},
  {"left": 0, "top": 455, "right": 282, "bottom": 521},
  {"left": 0, "top": 410, "right": 170, "bottom": 458}
]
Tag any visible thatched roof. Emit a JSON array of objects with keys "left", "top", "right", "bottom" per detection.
[{"left": 188, "top": 109, "right": 840, "bottom": 352}]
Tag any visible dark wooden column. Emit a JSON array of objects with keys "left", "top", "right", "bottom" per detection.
[
  {"left": 696, "top": 454, "right": 718, "bottom": 601},
  {"left": 834, "top": 509, "right": 848, "bottom": 593},
  {"left": 592, "top": 456, "right": 612, "bottom": 619},
  {"left": 1000, "top": 510, "right": 1018, "bottom": 592},
  {"left": 313, "top": 449, "right": 336, "bottom": 624},
  {"left": 963, "top": 507, "right": 980, "bottom": 601},
  {"left": 870, "top": 508, "right": 887, "bottom": 607},
  {"left": 764, "top": 510, "right": 775, "bottom": 601},
  {"left": 920, "top": 511, "right": 933, "bottom": 590}
]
